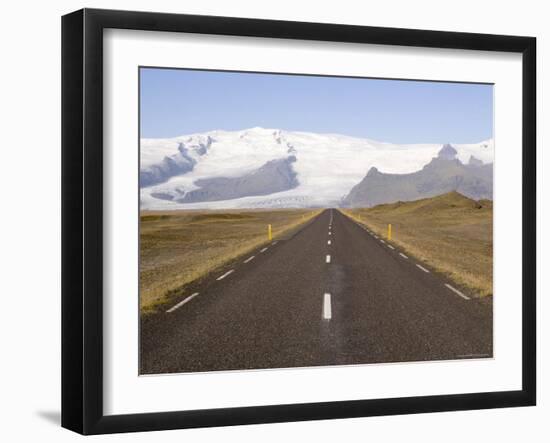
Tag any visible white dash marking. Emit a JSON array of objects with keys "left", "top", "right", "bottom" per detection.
[
  {"left": 166, "top": 293, "right": 199, "bottom": 313},
  {"left": 374, "top": 235, "right": 378, "bottom": 239},
  {"left": 327, "top": 240, "right": 332, "bottom": 245},
  {"left": 326, "top": 255, "right": 331, "bottom": 263},
  {"left": 323, "top": 293, "right": 332, "bottom": 320},
  {"left": 243, "top": 255, "right": 255, "bottom": 263},
  {"left": 329, "top": 232, "right": 332, "bottom": 236},
  {"left": 416, "top": 264, "right": 430, "bottom": 273},
  {"left": 260, "top": 247, "right": 268, "bottom": 253},
  {"left": 387, "top": 244, "right": 395, "bottom": 250},
  {"left": 399, "top": 252, "right": 408, "bottom": 259},
  {"left": 272, "top": 241, "right": 278, "bottom": 245},
  {"left": 216, "top": 269, "right": 234, "bottom": 280},
  {"left": 380, "top": 239, "right": 385, "bottom": 244},
  {"left": 445, "top": 283, "right": 470, "bottom": 300}
]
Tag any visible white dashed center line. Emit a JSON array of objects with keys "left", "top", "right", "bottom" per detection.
[
  {"left": 260, "top": 247, "right": 268, "bottom": 253},
  {"left": 216, "top": 269, "right": 234, "bottom": 280},
  {"left": 326, "top": 255, "right": 331, "bottom": 263},
  {"left": 387, "top": 245, "right": 395, "bottom": 250},
  {"left": 416, "top": 264, "right": 430, "bottom": 273},
  {"left": 380, "top": 239, "right": 385, "bottom": 244},
  {"left": 445, "top": 283, "right": 470, "bottom": 300},
  {"left": 166, "top": 292, "right": 199, "bottom": 313},
  {"left": 399, "top": 253, "right": 408, "bottom": 259},
  {"left": 327, "top": 240, "right": 331, "bottom": 245},
  {"left": 323, "top": 293, "right": 332, "bottom": 320},
  {"left": 243, "top": 256, "right": 255, "bottom": 263}
]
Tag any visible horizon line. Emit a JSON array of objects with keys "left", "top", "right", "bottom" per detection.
[{"left": 140, "top": 126, "right": 494, "bottom": 146}]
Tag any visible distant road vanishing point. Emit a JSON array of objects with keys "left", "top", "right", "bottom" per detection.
[{"left": 140, "top": 209, "right": 493, "bottom": 375}]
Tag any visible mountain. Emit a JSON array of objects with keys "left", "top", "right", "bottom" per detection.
[
  {"left": 342, "top": 144, "right": 493, "bottom": 208},
  {"left": 152, "top": 156, "right": 299, "bottom": 203},
  {"left": 140, "top": 128, "right": 493, "bottom": 209}
]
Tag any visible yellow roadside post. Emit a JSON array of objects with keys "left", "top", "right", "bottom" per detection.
[
  {"left": 268, "top": 224, "right": 272, "bottom": 241},
  {"left": 388, "top": 223, "right": 392, "bottom": 240}
]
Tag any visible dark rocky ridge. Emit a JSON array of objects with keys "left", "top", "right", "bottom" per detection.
[
  {"left": 140, "top": 137, "right": 213, "bottom": 187},
  {"left": 162, "top": 156, "right": 300, "bottom": 204}
]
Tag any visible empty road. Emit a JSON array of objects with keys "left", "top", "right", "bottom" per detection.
[{"left": 140, "top": 209, "right": 492, "bottom": 374}]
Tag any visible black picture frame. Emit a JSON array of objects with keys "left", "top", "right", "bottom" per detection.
[{"left": 62, "top": 8, "right": 536, "bottom": 435}]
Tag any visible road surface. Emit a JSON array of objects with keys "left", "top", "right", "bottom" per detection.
[{"left": 140, "top": 209, "right": 492, "bottom": 374}]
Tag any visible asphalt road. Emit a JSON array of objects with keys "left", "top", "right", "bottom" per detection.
[{"left": 140, "top": 209, "right": 493, "bottom": 374}]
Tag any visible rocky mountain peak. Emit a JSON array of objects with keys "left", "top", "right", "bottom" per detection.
[
  {"left": 367, "top": 166, "right": 380, "bottom": 176},
  {"left": 468, "top": 155, "right": 484, "bottom": 166},
  {"left": 438, "top": 143, "right": 458, "bottom": 160}
]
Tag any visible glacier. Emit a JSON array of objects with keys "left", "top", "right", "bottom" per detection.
[{"left": 140, "top": 127, "right": 494, "bottom": 210}]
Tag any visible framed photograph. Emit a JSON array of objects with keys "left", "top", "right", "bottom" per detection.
[{"left": 62, "top": 8, "right": 536, "bottom": 434}]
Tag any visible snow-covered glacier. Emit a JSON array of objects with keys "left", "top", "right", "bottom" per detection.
[{"left": 140, "top": 127, "right": 494, "bottom": 210}]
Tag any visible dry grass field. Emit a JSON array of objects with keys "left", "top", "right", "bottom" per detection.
[
  {"left": 140, "top": 208, "right": 321, "bottom": 313},
  {"left": 342, "top": 191, "right": 493, "bottom": 297}
]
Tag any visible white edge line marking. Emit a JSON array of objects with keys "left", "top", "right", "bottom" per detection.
[
  {"left": 416, "top": 264, "right": 430, "bottom": 273},
  {"left": 388, "top": 245, "right": 395, "bottom": 250},
  {"left": 243, "top": 255, "right": 255, "bottom": 263},
  {"left": 445, "top": 283, "right": 470, "bottom": 300},
  {"left": 216, "top": 269, "right": 234, "bottom": 280},
  {"left": 326, "top": 255, "right": 331, "bottom": 263},
  {"left": 399, "top": 252, "right": 408, "bottom": 259},
  {"left": 456, "top": 353, "right": 490, "bottom": 358},
  {"left": 260, "top": 247, "right": 268, "bottom": 252},
  {"left": 323, "top": 293, "right": 332, "bottom": 320},
  {"left": 166, "top": 292, "right": 199, "bottom": 313}
]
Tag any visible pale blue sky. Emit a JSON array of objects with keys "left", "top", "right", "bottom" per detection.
[{"left": 140, "top": 67, "right": 493, "bottom": 144}]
